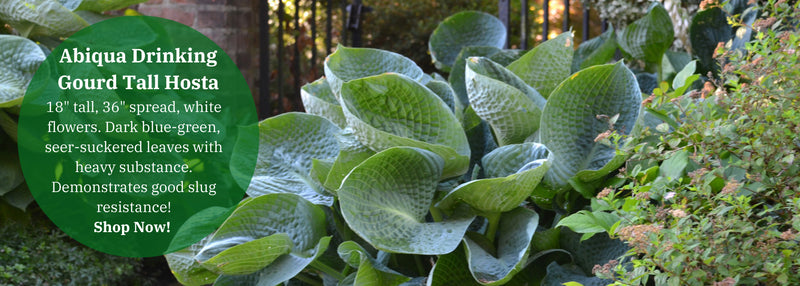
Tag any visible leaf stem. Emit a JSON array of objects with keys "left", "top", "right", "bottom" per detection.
[
  {"left": 295, "top": 273, "right": 324, "bottom": 286},
  {"left": 414, "top": 254, "right": 426, "bottom": 277},
  {"left": 429, "top": 206, "right": 443, "bottom": 222},
  {"left": 310, "top": 260, "right": 346, "bottom": 281},
  {"left": 486, "top": 212, "right": 501, "bottom": 244}
]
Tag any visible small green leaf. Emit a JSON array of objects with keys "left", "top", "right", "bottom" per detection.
[
  {"left": 339, "top": 147, "right": 475, "bottom": 255},
  {"left": 507, "top": 32, "right": 574, "bottom": 98},
  {"left": 324, "top": 45, "right": 424, "bottom": 97},
  {"left": 672, "top": 60, "right": 697, "bottom": 91},
  {"left": 301, "top": 77, "right": 346, "bottom": 128},
  {"left": 76, "top": 0, "right": 148, "bottom": 12},
  {"left": 340, "top": 73, "right": 470, "bottom": 178},
  {"left": 248, "top": 113, "right": 340, "bottom": 205},
  {"left": 541, "top": 62, "right": 641, "bottom": 189},
  {"left": 617, "top": 3, "right": 674, "bottom": 64},
  {"left": 465, "top": 57, "right": 545, "bottom": 146},
  {"left": 659, "top": 149, "right": 689, "bottom": 180},
  {"left": 0, "top": 35, "right": 46, "bottom": 107},
  {"left": 429, "top": 11, "right": 507, "bottom": 72},
  {"left": 556, "top": 210, "right": 620, "bottom": 241}
]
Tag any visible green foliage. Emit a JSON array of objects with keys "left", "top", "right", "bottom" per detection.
[{"left": 0, "top": 224, "right": 148, "bottom": 285}]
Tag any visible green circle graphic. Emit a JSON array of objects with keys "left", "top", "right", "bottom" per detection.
[{"left": 18, "top": 16, "right": 258, "bottom": 257}]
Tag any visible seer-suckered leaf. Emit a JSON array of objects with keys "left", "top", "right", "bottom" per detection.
[
  {"left": 464, "top": 207, "right": 539, "bottom": 285},
  {"left": 429, "top": 11, "right": 507, "bottom": 72},
  {"left": 572, "top": 26, "right": 617, "bottom": 73},
  {"left": 338, "top": 241, "right": 411, "bottom": 286},
  {"left": 429, "top": 244, "right": 482, "bottom": 286},
  {"left": 437, "top": 159, "right": 548, "bottom": 215},
  {"left": 540, "top": 62, "right": 640, "bottom": 190},
  {"left": 462, "top": 106, "right": 498, "bottom": 180},
  {"left": 338, "top": 147, "right": 475, "bottom": 255},
  {"left": 690, "top": 7, "right": 732, "bottom": 75},
  {"left": 449, "top": 46, "right": 523, "bottom": 107},
  {"left": 324, "top": 45, "right": 425, "bottom": 97},
  {"left": 481, "top": 142, "right": 549, "bottom": 178},
  {"left": 200, "top": 194, "right": 330, "bottom": 285},
  {"left": 340, "top": 73, "right": 470, "bottom": 178},
  {"left": 465, "top": 57, "right": 545, "bottom": 146},
  {"left": 165, "top": 236, "right": 220, "bottom": 286},
  {"left": 323, "top": 128, "right": 375, "bottom": 191},
  {"left": 0, "top": 0, "right": 88, "bottom": 37},
  {"left": 302, "top": 77, "right": 346, "bottom": 128},
  {"left": 199, "top": 233, "right": 292, "bottom": 275},
  {"left": 617, "top": 3, "right": 674, "bottom": 64},
  {"left": 0, "top": 35, "right": 46, "bottom": 107},
  {"left": 507, "top": 32, "right": 574, "bottom": 98},
  {"left": 248, "top": 113, "right": 340, "bottom": 205},
  {"left": 426, "top": 79, "right": 461, "bottom": 116}
]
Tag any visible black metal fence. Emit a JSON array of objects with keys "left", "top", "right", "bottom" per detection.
[{"left": 258, "top": 0, "right": 600, "bottom": 119}]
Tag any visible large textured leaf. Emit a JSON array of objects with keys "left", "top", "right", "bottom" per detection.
[
  {"left": 437, "top": 159, "right": 548, "bottom": 215},
  {"left": 323, "top": 128, "right": 375, "bottom": 191},
  {"left": 507, "top": 32, "right": 574, "bottom": 98},
  {"left": 428, "top": 244, "right": 482, "bottom": 286},
  {"left": 338, "top": 241, "right": 411, "bottom": 286},
  {"left": 690, "top": 7, "right": 731, "bottom": 75},
  {"left": 0, "top": 35, "right": 46, "bottom": 107},
  {"left": 165, "top": 236, "right": 220, "bottom": 286},
  {"left": 0, "top": 0, "right": 88, "bottom": 37},
  {"left": 572, "top": 26, "right": 617, "bottom": 73},
  {"left": 541, "top": 230, "right": 627, "bottom": 286},
  {"left": 76, "top": 0, "right": 148, "bottom": 12},
  {"left": 198, "top": 233, "right": 292, "bottom": 275},
  {"left": 464, "top": 207, "right": 539, "bottom": 285},
  {"left": 617, "top": 3, "right": 674, "bottom": 64},
  {"left": 449, "top": 46, "right": 523, "bottom": 106},
  {"left": 540, "top": 62, "right": 640, "bottom": 189},
  {"left": 301, "top": 77, "right": 346, "bottom": 128},
  {"left": 198, "top": 194, "right": 330, "bottom": 284},
  {"left": 429, "top": 11, "right": 506, "bottom": 72},
  {"left": 481, "top": 143, "right": 549, "bottom": 178},
  {"left": 2, "top": 183, "right": 33, "bottom": 211},
  {"left": 324, "top": 45, "right": 424, "bottom": 97},
  {"left": 466, "top": 57, "right": 545, "bottom": 146},
  {"left": 425, "top": 79, "right": 461, "bottom": 116},
  {"left": 340, "top": 73, "right": 470, "bottom": 178},
  {"left": 214, "top": 237, "right": 330, "bottom": 286},
  {"left": 248, "top": 112, "right": 340, "bottom": 205},
  {"left": 338, "top": 147, "right": 475, "bottom": 255}
]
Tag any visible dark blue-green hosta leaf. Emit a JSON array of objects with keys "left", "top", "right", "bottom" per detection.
[
  {"left": 481, "top": 142, "right": 549, "bottom": 178},
  {"left": 540, "top": 62, "right": 640, "bottom": 190},
  {"left": 0, "top": 150, "right": 23, "bottom": 196},
  {"left": 340, "top": 73, "right": 470, "bottom": 178},
  {"left": 324, "top": 45, "right": 425, "bottom": 97},
  {"left": 449, "top": 46, "right": 523, "bottom": 107},
  {"left": 463, "top": 106, "right": 498, "bottom": 180},
  {"left": 690, "top": 7, "right": 731, "bottom": 76},
  {"left": 572, "top": 25, "right": 617, "bottom": 73},
  {"left": 617, "top": 3, "right": 674, "bottom": 64},
  {"left": 337, "top": 241, "right": 411, "bottom": 286},
  {"left": 464, "top": 207, "right": 539, "bottom": 285},
  {"left": 507, "top": 32, "right": 574, "bottom": 98},
  {"left": 429, "top": 11, "right": 506, "bottom": 72},
  {"left": 339, "top": 147, "right": 475, "bottom": 255},
  {"left": 201, "top": 193, "right": 331, "bottom": 285},
  {"left": 437, "top": 159, "right": 548, "bottom": 215},
  {"left": 429, "top": 244, "right": 482, "bottom": 286},
  {"left": 0, "top": 35, "right": 46, "bottom": 107},
  {"left": 248, "top": 112, "right": 341, "bottom": 205},
  {"left": 2, "top": 183, "right": 33, "bottom": 211},
  {"left": 465, "top": 57, "right": 545, "bottom": 146},
  {"left": 165, "top": 235, "right": 220, "bottom": 286},
  {"left": 302, "top": 77, "right": 346, "bottom": 128},
  {"left": 76, "top": 0, "right": 148, "bottom": 12},
  {"left": 322, "top": 128, "right": 375, "bottom": 192},
  {"left": 541, "top": 230, "right": 627, "bottom": 286},
  {"left": 541, "top": 262, "right": 607, "bottom": 286},
  {"left": 0, "top": 0, "right": 88, "bottom": 37},
  {"left": 426, "top": 79, "right": 461, "bottom": 116},
  {"left": 730, "top": 7, "right": 758, "bottom": 51}
]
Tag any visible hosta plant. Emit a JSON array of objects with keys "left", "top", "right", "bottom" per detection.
[{"left": 163, "top": 9, "right": 691, "bottom": 286}]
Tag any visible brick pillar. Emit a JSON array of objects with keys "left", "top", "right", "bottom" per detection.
[{"left": 137, "top": 0, "right": 260, "bottom": 102}]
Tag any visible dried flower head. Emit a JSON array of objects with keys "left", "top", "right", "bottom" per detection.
[
  {"left": 634, "top": 192, "right": 651, "bottom": 201},
  {"left": 670, "top": 209, "right": 688, "bottom": 218},
  {"left": 754, "top": 17, "right": 777, "bottom": 31},
  {"left": 597, "top": 187, "right": 613, "bottom": 199},
  {"left": 617, "top": 224, "right": 663, "bottom": 253},
  {"left": 780, "top": 230, "right": 797, "bottom": 241},
  {"left": 594, "top": 130, "right": 612, "bottom": 142},
  {"left": 688, "top": 168, "right": 709, "bottom": 185},
  {"left": 714, "top": 277, "right": 737, "bottom": 286},
  {"left": 720, "top": 179, "right": 741, "bottom": 196}
]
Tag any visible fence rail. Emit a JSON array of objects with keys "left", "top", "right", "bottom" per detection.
[{"left": 258, "top": 0, "right": 600, "bottom": 119}]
